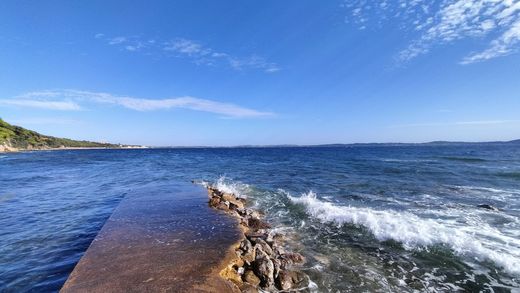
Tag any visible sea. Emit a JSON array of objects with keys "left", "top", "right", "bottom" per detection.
[{"left": 0, "top": 144, "right": 519, "bottom": 292}]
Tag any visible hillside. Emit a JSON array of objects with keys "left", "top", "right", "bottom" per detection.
[{"left": 0, "top": 118, "right": 121, "bottom": 152}]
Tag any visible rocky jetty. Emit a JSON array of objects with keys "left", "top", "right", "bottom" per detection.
[{"left": 206, "top": 186, "right": 311, "bottom": 292}]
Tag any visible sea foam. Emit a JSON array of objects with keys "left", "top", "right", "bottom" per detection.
[
  {"left": 289, "top": 191, "right": 520, "bottom": 275},
  {"left": 201, "top": 176, "right": 251, "bottom": 199}
]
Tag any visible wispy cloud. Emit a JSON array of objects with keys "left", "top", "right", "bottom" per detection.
[
  {"left": 2, "top": 90, "right": 274, "bottom": 118},
  {"left": 389, "top": 120, "right": 520, "bottom": 128},
  {"left": 95, "top": 35, "right": 280, "bottom": 73},
  {"left": 163, "top": 38, "right": 280, "bottom": 72},
  {"left": 0, "top": 98, "right": 81, "bottom": 110},
  {"left": 344, "top": 0, "right": 520, "bottom": 64}
]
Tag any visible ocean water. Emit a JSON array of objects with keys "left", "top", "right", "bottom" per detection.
[{"left": 0, "top": 144, "right": 519, "bottom": 292}]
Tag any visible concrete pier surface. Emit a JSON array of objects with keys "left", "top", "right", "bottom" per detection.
[{"left": 61, "top": 182, "right": 241, "bottom": 293}]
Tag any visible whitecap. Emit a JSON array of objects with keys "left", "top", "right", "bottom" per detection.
[
  {"left": 207, "top": 176, "right": 251, "bottom": 199},
  {"left": 289, "top": 191, "right": 520, "bottom": 276}
]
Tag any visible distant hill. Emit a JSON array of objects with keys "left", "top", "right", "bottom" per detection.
[{"left": 0, "top": 118, "right": 126, "bottom": 152}]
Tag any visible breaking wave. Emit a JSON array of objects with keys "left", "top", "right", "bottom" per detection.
[
  {"left": 289, "top": 191, "right": 520, "bottom": 275},
  {"left": 200, "top": 176, "right": 251, "bottom": 199}
]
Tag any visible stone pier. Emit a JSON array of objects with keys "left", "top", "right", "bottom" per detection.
[{"left": 61, "top": 182, "right": 241, "bottom": 293}]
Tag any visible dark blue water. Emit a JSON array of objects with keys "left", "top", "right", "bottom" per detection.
[{"left": 1, "top": 144, "right": 519, "bottom": 292}]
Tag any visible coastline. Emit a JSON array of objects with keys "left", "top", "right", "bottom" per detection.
[
  {"left": 204, "top": 183, "right": 312, "bottom": 292},
  {"left": 0, "top": 145, "right": 148, "bottom": 153}
]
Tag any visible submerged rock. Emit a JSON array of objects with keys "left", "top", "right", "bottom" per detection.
[
  {"left": 477, "top": 204, "right": 499, "bottom": 211},
  {"left": 247, "top": 218, "right": 271, "bottom": 230},
  {"left": 276, "top": 270, "right": 309, "bottom": 291}
]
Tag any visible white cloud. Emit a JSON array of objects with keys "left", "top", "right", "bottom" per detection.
[
  {"left": 164, "top": 38, "right": 207, "bottom": 55},
  {"left": 108, "top": 36, "right": 127, "bottom": 45},
  {"left": 462, "top": 18, "right": 520, "bottom": 63},
  {"left": 344, "top": 0, "right": 520, "bottom": 64},
  {"left": 163, "top": 38, "right": 280, "bottom": 72},
  {"left": 96, "top": 35, "right": 280, "bottom": 73},
  {"left": 3, "top": 90, "right": 274, "bottom": 118},
  {"left": 0, "top": 99, "right": 81, "bottom": 111}
]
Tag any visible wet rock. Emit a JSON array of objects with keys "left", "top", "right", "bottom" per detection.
[
  {"left": 253, "top": 247, "right": 275, "bottom": 288},
  {"left": 238, "top": 282, "right": 259, "bottom": 293},
  {"left": 216, "top": 202, "right": 229, "bottom": 211},
  {"left": 477, "top": 204, "right": 499, "bottom": 211},
  {"left": 209, "top": 196, "right": 220, "bottom": 207},
  {"left": 204, "top": 184, "right": 310, "bottom": 292},
  {"left": 240, "top": 239, "right": 253, "bottom": 252},
  {"left": 245, "top": 231, "right": 267, "bottom": 240},
  {"left": 281, "top": 252, "right": 305, "bottom": 265},
  {"left": 242, "top": 248, "right": 256, "bottom": 265},
  {"left": 252, "top": 238, "right": 273, "bottom": 256},
  {"left": 229, "top": 201, "right": 244, "bottom": 210},
  {"left": 276, "top": 270, "right": 309, "bottom": 291},
  {"left": 248, "top": 218, "right": 271, "bottom": 230},
  {"left": 243, "top": 270, "right": 261, "bottom": 286}
]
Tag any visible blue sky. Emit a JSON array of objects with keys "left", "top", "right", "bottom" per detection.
[{"left": 1, "top": 0, "right": 519, "bottom": 146}]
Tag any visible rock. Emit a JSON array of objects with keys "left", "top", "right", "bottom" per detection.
[
  {"left": 236, "top": 208, "right": 248, "bottom": 216},
  {"left": 272, "top": 258, "right": 281, "bottom": 279},
  {"left": 282, "top": 252, "right": 305, "bottom": 264},
  {"left": 477, "top": 204, "right": 499, "bottom": 211},
  {"left": 216, "top": 202, "right": 229, "bottom": 211},
  {"left": 248, "top": 218, "right": 271, "bottom": 230},
  {"left": 238, "top": 282, "right": 259, "bottom": 293},
  {"left": 243, "top": 270, "right": 261, "bottom": 286},
  {"left": 245, "top": 231, "right": 267, "bottom": 240},
  {"left": 276, "top": 270, "right": 309, "bottom": 291},
  {"left": 240, "top": 239, "right": 253, "bottom": 252},
  {"left": 252, "top": 238, "right": 273, "bottom": 256},
  {"left": 242, "top": 248, "right": 256, "bottom": 265},
  {"left": 222, "top": 193, "right": 236, "bottom": 202},
  {"left": 279, "top": 252, "right": 305, "bottom": 270},
  {"left": 253, "top": 246, "right": 275, "bottom": 288},
  {"left": 209, "top": 196, "right": 220, "bottom": 207},
  {"left": 229, "top": 200, "right": 244, "bottom": 210}
]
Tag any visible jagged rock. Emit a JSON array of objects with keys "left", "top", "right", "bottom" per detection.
[
  {"left": 282, "top": 252, "right": 305, "bottom": 264},
  {"left": 279, "top": 252, "right": 305, "bottom": 269},
  {"left": 252, "top": 238, "right": 273, "bottom": 256},
  {"left": 209, "top": 196, "right": 220, "bottom": 207},
  {"left": 253, "top": 246, "right": 275, "bottom": 288},
  {"left": 216, "top": 202, "right": 229, "bottom": 211},
  {"left": 276, "top": 270, "right": 309, "bottom": 291},
  {"left": 240, "top": 239, "right": 253, "bottom": 252},
  {"left": 205, "top": 184, "right": 310, "bottom": 292},
  {"left": 242, "top": 248, "right": 256, "bottom": 265},
  {"left": 238, "top": 282, "right": 259, "bottom": 293},
  {"left": 243, "top": 270, "right": 261, "bottom": 286},
  {"left": 248, "top": 218, "right": 271, "bottom": 230},
  {"left": 245, "top": 231, "right": 267, "bottom": 240},
  {"left": 272, "top": 258, "right": 281, "bottom": 279},
  {"left": 477, "top": 204, "right": 499, "bottom": 211},
  {"left": 229, "top": 200, "right": 244, "bottom": 210}
]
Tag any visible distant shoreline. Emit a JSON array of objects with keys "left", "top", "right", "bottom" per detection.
[
  {"left": 2, "top": 140, "right": 519, "bottom": 153},
  {"left": 0, "top": 145, "right": 149, "bottom": 153}
]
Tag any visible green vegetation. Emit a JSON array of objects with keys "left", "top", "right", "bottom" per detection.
[{"left": 0, "top": 118, "right": 119, "bottom": 149}]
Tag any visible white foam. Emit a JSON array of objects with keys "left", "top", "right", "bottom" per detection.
[
  {"left": 454, "top": 185, "right": 520, "bottom": 195},
  {"left": 289, "top": 191, "right": 520, "bottom": 276},
  {"left": 211, "top": 176, "right": 251, "bottom": 198}
]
